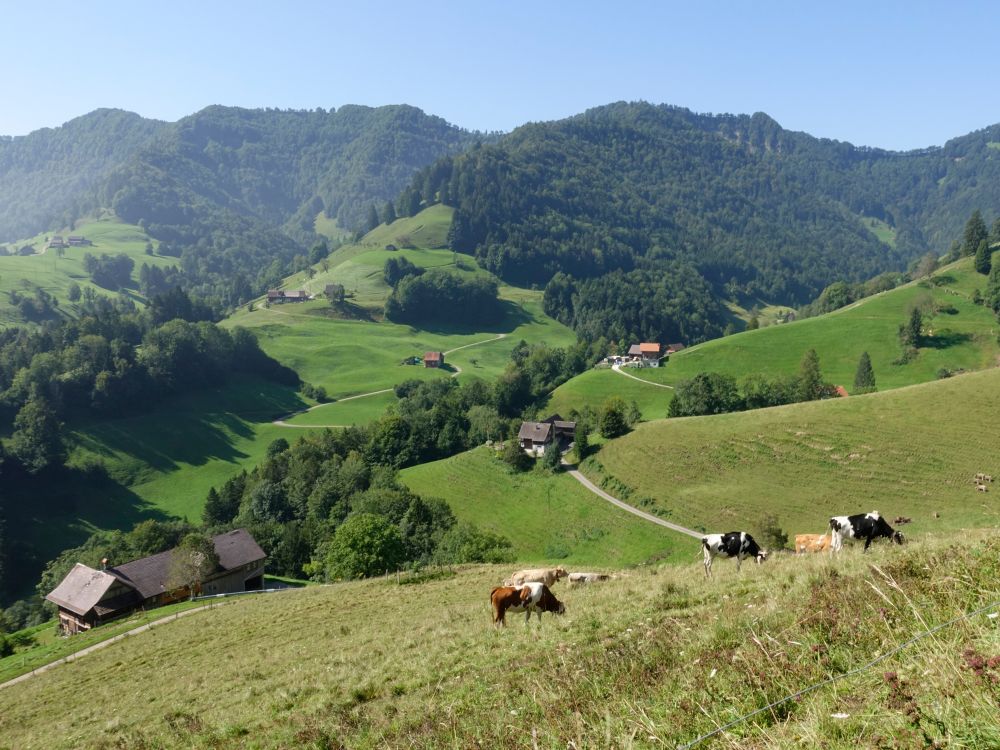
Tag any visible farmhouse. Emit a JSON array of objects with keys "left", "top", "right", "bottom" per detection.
[
  {"left": 424, "top": 351, "right": 444, "bottom": 368},
  {"left": 45, "top": 529, "right": 266, "bottom": 635},
  {"left": 665, "top": 343, "right": 686, "bottom": 355},
  {"left": 67, "top": 235, "right": 92, "bottom": 246},
  {"left": 518, "top": 421, "right": 553, "bottom": 455},
  {"left": 46, "top": 235, "right": 68, "bottom": 249},
  {"left": 518, "top": 414, "right": 576, "bottom": 455},
  {"left": 266, "top": 289, "right": 308, "bottom": 303},
  {"left": 638, "top": 342, "right": 661, "bottom": 367}
]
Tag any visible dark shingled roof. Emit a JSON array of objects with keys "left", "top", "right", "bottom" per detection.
[
  {"left": 518, "top": 421, "right": 552, "bottom": 443},
  {"left": 48, "top": 529, "right": 267, "bottom": 612}
]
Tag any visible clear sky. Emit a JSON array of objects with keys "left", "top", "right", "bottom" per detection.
[{"left": 2, "top": 1, "right": 997, "bottom": 150}]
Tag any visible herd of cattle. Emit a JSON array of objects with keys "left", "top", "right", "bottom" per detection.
[{"left": 491, "top": 511, "right": 907, "bottom": 626}]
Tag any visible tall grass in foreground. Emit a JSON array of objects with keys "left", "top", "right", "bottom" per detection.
[{"left": 1, "top": 533, "right": 998, "bottom": 748}]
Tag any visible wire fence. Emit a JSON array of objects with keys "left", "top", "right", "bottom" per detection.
[{"left": 677, "top": 597, "right": 1000, "bottom": 749}]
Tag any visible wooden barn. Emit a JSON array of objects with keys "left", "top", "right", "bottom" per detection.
[
  {"left": 424, "top": 351, "right": 444, "bottom": 368},
  {"left": 46, "top": 529, "right": 266, "bottom": 635}
]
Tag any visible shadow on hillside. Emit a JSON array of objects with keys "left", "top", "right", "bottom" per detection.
[
  {"left": 416, "top": 298, "right": 534, "bottom": 335},
  {"left": 3, "top": 468, "right": 170, "bottom": 603},
  {"left": 922, "top": 330, "right": 972, "bottom": 349}
]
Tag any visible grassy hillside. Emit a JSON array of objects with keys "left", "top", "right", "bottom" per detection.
[
  {"left": 3, "top": 533, "right": 998, "bottom": 748},
  {"left": 400, "top": 446, "right": 692, "bottom": 566},
  {"left": 225, "top": 207, "right": 576, "bottom": 405},
  {"left": 0, "top": 216, "right": 177, "bottom": 326},
  {"left": 587, "top": 367, "right": 1000, "bottom": 542},
  {"left": 656, "top": 256, "right": 999, "bottom": 391},
  {"left": 546, "top": 255, "right": 999, "bottom": 423}
]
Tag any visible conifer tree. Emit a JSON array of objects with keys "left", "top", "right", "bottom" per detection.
[
  {"left": 382, "top": 201, "right": 396, "bottom": 225},
  {"left": 975, "top": 239, "right": 992, "bottom": 275},
  {"left": 853, "top": 351, "right": 876, "bottom": 394},
  {"left": 797, "top": 348, "right": 824, "bottom": 402},
  {"left": 963, "top": 210, "right": 988, "bottom": 256},
  {"left": 365, "top": 204, "right": 379, "bottom": 234}
]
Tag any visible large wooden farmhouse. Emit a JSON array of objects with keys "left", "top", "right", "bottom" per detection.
[
  {"left": 45, "top": 529, "right": 266, "bottom": 635},
  {"left": 424, "top": 351, "right": 444, "bottom": 368}
]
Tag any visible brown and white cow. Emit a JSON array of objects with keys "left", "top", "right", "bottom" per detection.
[
  {"left": 490, "top": 582, "right": 566, "bottom": 626},
  {"left": 505, "top": 566, "right": 569, "bottom": 587},
  {"left": 794, "top": 533, "right": 831, "bottom": 554}
]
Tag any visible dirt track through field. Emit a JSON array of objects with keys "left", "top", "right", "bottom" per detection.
[
  {"left": 611, "top": 363, "right": 674, "bottom": 388},
  {"left": 566, "top": 467, "right": 702, "bottom": 539}
]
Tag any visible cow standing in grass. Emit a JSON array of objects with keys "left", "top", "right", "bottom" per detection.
[
  {"left": 490, "top": 582, "right": 566, "bottom": 626},
  {"left": 701, "top": 532, "right": 768, "bottom": 577},
  {"left": 829, "top": 511, "right": 904, "bottom": 553}
]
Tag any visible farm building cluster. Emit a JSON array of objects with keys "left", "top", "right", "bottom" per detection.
[
  {"left": 45, "top": 529, "right": 266, "bottom": 635},
  {"left": 605, "top": 342, "right": 685, "bottom": 368},
  {"left": 45, "top": 235, "right": 91, "bottom": 249}
]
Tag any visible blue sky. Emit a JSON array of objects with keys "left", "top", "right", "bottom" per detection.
[{"left": 2, "top": 1, "right": 997, "bottom": 150}]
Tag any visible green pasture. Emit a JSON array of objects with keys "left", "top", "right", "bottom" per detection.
[
  {"left": 3, "top": 532, "right": 998, "bottom": 748},
  {"left": 588, "top": 367, "right": 1000, "bottom": 540},
  {"left": 226, "top": 286, "right": 574, "bottom": 402},
  {"left": 312, "top": 211, "right": 348, "bottom": 241},
  {"left": 66, "top": 377, "right": 320, "bottom": 522},
  {"left": 653, "top": 257, "right": 998, "bottom": 392},
  {"left": 282, "top": 390, "right": 398, "bottom": 427},
  {"left": 545, "top": 367, "right": 674, "bottom": 421},
  {"left": 362, "top": 202, "right": 453, "bottom": 249},
  {"left": 863, "top": 215, "right": 897, "bottom": 247},
  {"left": 0, "top": 217, "right": 177, "bottom": 326},
  {"left": 400, "top": 446, "right": 690, "bottom": 566}
]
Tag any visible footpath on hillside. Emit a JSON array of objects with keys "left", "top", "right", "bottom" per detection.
[
  {"left": 611, "top": 362, "right": 674, "bottom": 388},
  {"left": 564, "top": 463, "right": 702, "bottom": 539}
]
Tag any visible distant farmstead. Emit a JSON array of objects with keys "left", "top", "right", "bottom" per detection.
[
  {"left": 67, "top": 235, "right": 92, "bottom": 246},
  {"left": 424, "top": 351, "right": 444, "bottom": 368},
  {"left": 267, "top": 289, "right": 309, "bottom": 303},
  {"left": 45, "top": 529, "right": 266, "bottom": 635}
]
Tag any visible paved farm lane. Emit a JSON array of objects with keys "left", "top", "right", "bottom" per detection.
[{"left": 566, "top": 467, "right": 703, "bottom": 540}]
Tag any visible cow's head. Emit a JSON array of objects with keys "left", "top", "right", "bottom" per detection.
[
  {"left": 755, "top": 550, "right": 769, "bottom": 564},
  {"left": 555, "top": 566, "right": 569, "bottom": 580},
  {"left": 891, "top": 531, "right": 905, "bottom": 545}
]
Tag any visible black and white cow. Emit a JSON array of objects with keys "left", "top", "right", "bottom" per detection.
[
  {"left": 701, "top": 532, "right": 768, "bottom": 577},
  {"left": 828, "top": 511, "right": 904, "bottom": 553}
]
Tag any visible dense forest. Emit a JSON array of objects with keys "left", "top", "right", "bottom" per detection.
[
  {"left": 402, "top": 102, "right": 1000, "bottom": 342},
  {"left": 0, "top": 109, "right": 167, "bottom": 241}
]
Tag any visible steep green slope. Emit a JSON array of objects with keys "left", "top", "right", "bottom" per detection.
[
  {"left": 0, "top": 109, "right": 166, "bottom": 242},
  {"left": 0, "top": 217, "right": 177, "bottom": 326},
  {"left": 400, "top": 446, "right": 688, "bottom": 565},
  {"left": 588, "top": 367, "right": 1000, "bottom": 540},
  {"left": 2, "top": 534, "right": 997, "bottom": 748}
]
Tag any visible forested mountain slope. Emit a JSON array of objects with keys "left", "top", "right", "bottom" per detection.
[
  {"left": 408, "top": 102, "right": 1000, "bottom": 341},
  {"left": 0, "top": 109, "right": 166, "bottom": 242},
  {"left": 100, "top": 105, "right": 482, "bottom": 305}
]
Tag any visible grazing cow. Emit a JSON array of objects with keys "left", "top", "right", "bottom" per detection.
[
  {"left": 893, "top": 516, "right": 912, "bottom": 525},
  {"left": 985, "top": 475, "right": 994, "bottom": 483},
  {"left": 505, "top": 566, "right": 569, "bottom": 587},
  {"left": 794, "top": 533, "right": 831, "bottom": 554},
  {"left": 701, "top": 532, "right": 767, "bottom": 577},
  {"left": 977, "top": 484, "right": 988, "bottom": 493},
  {"left": 829, "top": 511, "right": 904, "bottom": 553},
  {"left": 490, "top": 582, "right": 566, "bottom": 627},
  {"left": 568, "top": 572, "right": 611, "bottom": 584}
]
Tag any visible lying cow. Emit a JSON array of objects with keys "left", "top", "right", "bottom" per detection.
[
  {"left": 701, "top": 532, "right": 767, "bottom": 577},
  {"left": 490, "top": 582, "right": 566, "bottom": 627},
  {"left": 794, "top": 532, "right": 831, "bottom": 554},
  {"left": 505, "top": 566, "right": 568, "bottom": 587},
  {"left": 568, "top": 572, "right": 611, "bottom": 584},
  {"left": 829, "top": 511, "right": 904, "bottom": 553}
]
